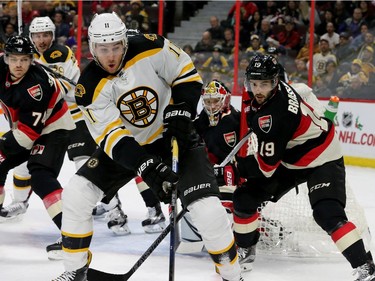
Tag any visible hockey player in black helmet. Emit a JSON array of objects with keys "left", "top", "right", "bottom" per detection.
[
  {"left": 0, "top": 35, "right": 75, "bottom": 261},
  {"left": 233, "top": 54, "right": 375, "bottom": 281}
]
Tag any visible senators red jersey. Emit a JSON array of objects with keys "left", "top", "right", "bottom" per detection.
[
  {"left": 0, "top": 56, "right": 75, "bottom": 151},
  {"left": 243, "top": 81, "right": 342, "bottom": 178}
]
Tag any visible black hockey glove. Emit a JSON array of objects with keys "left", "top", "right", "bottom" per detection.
[
  {"left": 137, "top": 156, "right": 178, "bottom": 204},
  {"left": 213, "top": 163, "right": 239, "bottom": 187},
  {"left": 163, "top": 103, "right": 194, "bottom": 155}
]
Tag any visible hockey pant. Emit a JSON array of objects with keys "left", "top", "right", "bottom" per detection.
[
  {"left": 0, "top": 130, "right": 68, "bottom": 228},
  {"left": 233, "top": 157, "right": 370, "bottom": 268}
]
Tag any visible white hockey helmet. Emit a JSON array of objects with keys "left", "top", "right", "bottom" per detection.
[
  {"left": 29, "top": 16, "right": 56, "bottom": 44},
  {"left": 88, "top": 12, "right": 128, "bottom": 70}
]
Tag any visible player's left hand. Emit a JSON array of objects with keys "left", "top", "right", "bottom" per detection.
[
  {"left": 213, "top": 163, "right": 239, "bottom": 187},
  {"left": 163, "top": 103, "right": 194, "bottom": 154}
]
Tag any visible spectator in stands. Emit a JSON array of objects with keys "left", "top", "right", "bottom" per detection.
[
  {"left": 53, "top": 10, "right": 70, "bottom": 44},
  {"left": 227, "top": 1, "right": 258, "bottom": 24},
  {"left": 338, "top": 59, "right": 368, "bottom": 89},
  {"left": 256, "top": 18, "right": 274, "bottom": 50},
  {"left": 357, "top": 0, "right": 375, "bottom": 23},
  {"left": 334, "top": 32, "right": 354, "bottom": 64},
  {"left": 350, "top": 23, "right": 370, "bottom": 53},
  {"left": 281, "top": 1, "right": 301, "bottom": 22},
  {"left": 221, "top": 28, "right": 236, "bottom": 55},
  {"left": 201, "top": 44, "right": 229, "bottom": 74},
  {"left": 316, "top": 9, "right": 336, "bottom": 36},
  {"left": 259, "top": 1, "right": 281, "bottom": 21},
  {"left": 247, "top": 10, "right": 262, "bottom": 34},
  {"left": 0, "top": 22, "right": 16, "bottom": 51},
  {"left": 206, "top": 15, "right": 225, "bottom": 44},
  {"left": 270, "top": 15, "right": 301, "bottom": 55},
  {"left": 22, "top": 1, "right": 35, "bottom": 26},
  {"left": 245, "top": 34, "right": 265, "bottom": 57},
  {"left": 313, "top": 75, "right": 333, "bottom": 98},
  {"left": 124, "top": 0, "right": 149, "bottom": 33},
  {"left": 195, "top": 30, "right": 215, "bottom": 53},
  {"left": 183, "top": 44, "right": 203, "bottom": 69},
  {"left": 320, "top": 22, "right": 340, "bottom": 50},
  {"left": 339, "top": 75, "right": 371, "bottom": 99},
  {"left": 309, "top": 38, "right": 337, "bottom": 77},
  {"left": 323, "top": 59, "right": 341, "bottom": 92},
  {"left": 333, "top": 1, "right": 350, "bottom": 33},
  {"left": 356, "top": 32, "right": 375, "bottom": 63},
  {"left": 357, "top": 46, "right": 375, "bottom": 81},
  {"left": 3, "top": 3, "right": 19, "bottom": 33},
  {"left": 341, "top": 7, "right": 368, "bottom": 38},
  {"left": 289, "top": 58, "right": 308, "bottom": 84},
  {"left": 296, "top": 33, "right": 320, "bottom": 63},
  {"left": 40, "top": 1, "right": 56, "bottom": 18}
]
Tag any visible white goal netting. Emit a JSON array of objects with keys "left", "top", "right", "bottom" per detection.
[{"left": 257, "top": 182, "right": 372, "bottom": 258}]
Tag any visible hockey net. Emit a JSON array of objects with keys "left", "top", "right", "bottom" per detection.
[{"left": 257, "top": 182, "right": 372, "bottom": 258}]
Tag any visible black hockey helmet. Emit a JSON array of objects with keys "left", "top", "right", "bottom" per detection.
[
  {"left": 5, "top": 35, "right": 35, "bottom": 56},
  {"left": 245, "top": 54, "right": 280, "bottom": 81}
]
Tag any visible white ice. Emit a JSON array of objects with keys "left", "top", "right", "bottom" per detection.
[{"left": 0, "top": 158, "right": 374, "bottom": 281}]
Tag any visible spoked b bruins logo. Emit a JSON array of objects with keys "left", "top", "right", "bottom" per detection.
[{"left": 117, "top": 86, "right": 158, "bottom": 127}]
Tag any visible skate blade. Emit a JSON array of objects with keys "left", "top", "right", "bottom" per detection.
[
  {"left": 176, "top": 241, "right": 205, "bottom": 254},
  {"left": 143, "top": 222, "right": 166, "bottom": 234},
  {"left": 110, "top": 225, "right": 131, "bottom": 236},
  {"left": 0, "top": 214, "right": 25, "bottom": 223},
  {"left": 47, "top": 249, "right": 63, "bottom": 261}
]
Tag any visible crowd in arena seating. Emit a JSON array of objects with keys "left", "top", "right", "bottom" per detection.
[
  {"left": 187, "top": 0, "right": 375, "bottom": 99},
  {"left": 1, "top": 0, "right": 374, "bottom": 99}
]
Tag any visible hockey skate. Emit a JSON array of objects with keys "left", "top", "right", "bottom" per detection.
[
  {"left": 0, "top": 200, "right": 29, "bottom": 222},
  {"left": 106, "top": 206, "right": 131, "bottom": 236},
  {"left": 46, "top": 237, "right": 63, "bottom": 260},
  {"left": 52, "top": 251, "right": 92, "bottom": 281},
  {"left": 141, "top": 203, "right": 166, "bottom": 233},
  {"left": 354, "top": 261, "right": 375, "bottom": 281},
  {"left": 237, "top": 245, "right": 256, "bottom": 272},
  {"left": 92, "top": 202, "right": 107, "bottom": 217}
]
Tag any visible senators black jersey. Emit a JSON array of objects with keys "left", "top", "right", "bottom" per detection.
[
  {"left": 242, "top": 81, "right": 342, "bottom": 178},
  {"left": 75, "top": 33, "right": 202, "bottom": 170},
  {"left": 195, "top": 105, "right": 241, "bottom": 164},
  {"left": 0, "top": 56, "right": 75, "bottom": 152}
]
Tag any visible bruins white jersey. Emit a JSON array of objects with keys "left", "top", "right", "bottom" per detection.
[
  {"left": 34, "top": 43, "right": 81, "bottom": 122},
  {"left": 75, "top": 34, "right": 203, "bottom": 159}
]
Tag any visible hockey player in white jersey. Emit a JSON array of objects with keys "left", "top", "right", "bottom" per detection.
[{"left": 53, "top": 12, "right": 243, "bottom": 281}]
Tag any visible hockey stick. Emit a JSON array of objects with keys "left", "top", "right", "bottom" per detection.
[
  {"left": 169, "top": 137, "right": 178, "bottom": 281},
  {"left": 219, "top": 129, "right": 254, "bottom": 167},
  {"left": 87, "top": 210, "right": 186, "bottom": 281},
  {"left": 36, "top": 63, "right": 78, "bottom": 86}
]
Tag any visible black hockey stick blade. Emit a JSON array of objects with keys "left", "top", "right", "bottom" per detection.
[{"left": 87, "top": 209, "right": 186, "bottom": 281}]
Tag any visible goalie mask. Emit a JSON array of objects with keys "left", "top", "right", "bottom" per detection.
[
  {"left": 29, "top": 16, "right": 56, "bottom": 49},
  {"left": 88, "top": 12, "right": 128, "bottom": 72},
  {"left": 202, "top": 80, "right": 231, "bottom": 126}
]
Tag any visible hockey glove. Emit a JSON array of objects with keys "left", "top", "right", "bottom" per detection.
[
  {"left": 213, "top": 163, "right": 239, "bottom": 187},
  {"left": 163, "top": 103, "right": 194, "bottom": 155},
  {"left": 137, "top": 156, "right": 178, "bottom": 204}
]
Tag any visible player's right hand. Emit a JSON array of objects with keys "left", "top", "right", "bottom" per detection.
[{"left": 137, "top": 156, "right": 178, "bottom": 204}]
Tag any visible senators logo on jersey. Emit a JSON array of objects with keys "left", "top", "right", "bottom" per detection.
[
  {"left": 117, "top": 86, "right": 158, "bottom": 128},
  {"left": 27, "top": 85, "right": 43, "bottom": 101}
]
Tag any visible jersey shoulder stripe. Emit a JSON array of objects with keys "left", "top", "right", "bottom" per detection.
[
  {"left": 40, "top": 44, "right": 74, "bottom": 64},
  {"left": 125, "top": 33, "right": 164, "bottom": 62},
  {"left": 75, "top": 61, "right": 113, "bottom": 107}
]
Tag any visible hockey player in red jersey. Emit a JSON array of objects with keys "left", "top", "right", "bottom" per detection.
[
  {"left": 0, "top": 35, "right": 75, "bottom": 249},
  {"left": 53, "top": 12, "right": 243, "bottom": 281},
  {"left": 233, "top": 54, "right": 375, "bottom": 280}
]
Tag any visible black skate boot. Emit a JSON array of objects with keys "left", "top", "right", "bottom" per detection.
[
  {"left": 237, "top": 245, "right": 256, "bottom": 272},
  {"left": 354, "top": 260, "right": 375, "bottom": 281},
  {"left": 52, "top": 251, "right": 92, "bottom": 281},
  {"left": 106, "top": 206, "right": 131, "bottom": 235},
  {"left": 141, "top": 202, "right": 166, "bottom": 233}
]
